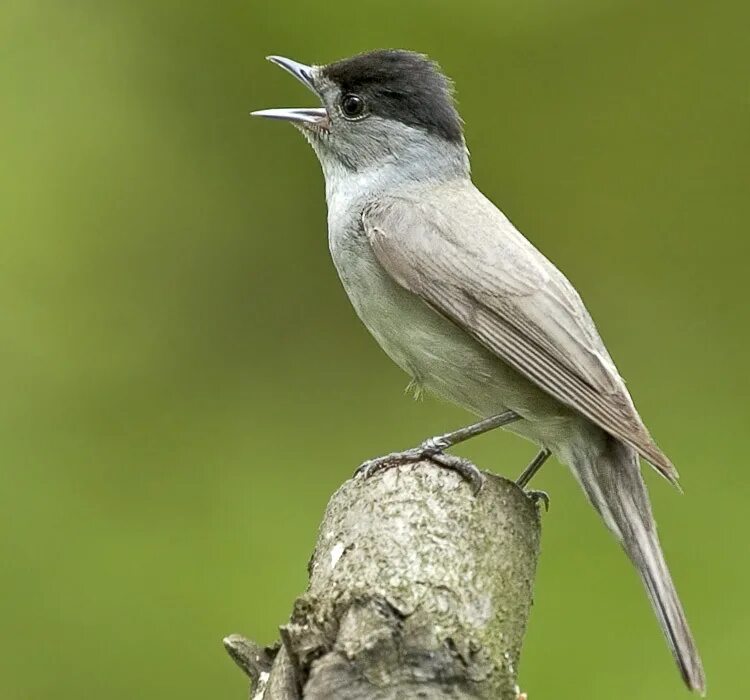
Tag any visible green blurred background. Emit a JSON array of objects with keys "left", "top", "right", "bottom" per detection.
[{"left": 1, "top": 0, "right": 747, "bottom": 697}]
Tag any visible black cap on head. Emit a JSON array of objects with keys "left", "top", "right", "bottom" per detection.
[{"left": 322, "top": 50, "right": 463, "bottom": 143}]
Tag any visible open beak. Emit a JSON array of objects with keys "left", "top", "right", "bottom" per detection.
[{"left": 251, "top": 56, "right": 328, "bottom": 127}]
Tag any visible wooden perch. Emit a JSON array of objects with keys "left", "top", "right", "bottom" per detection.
[{"left": 224, "top": 461, "right": 542, "bottom": 699}]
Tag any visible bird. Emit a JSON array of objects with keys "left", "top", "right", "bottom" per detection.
[{"left": 251, "top": 49, "right": 705, "bottom": 693}]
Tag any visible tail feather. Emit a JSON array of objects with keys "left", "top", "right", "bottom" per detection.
[{"left": 569, "top": 436, "right": 706, "bottom": 694}]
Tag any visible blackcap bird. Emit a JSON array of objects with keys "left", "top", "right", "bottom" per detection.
[{"left": 252, "top": 49, "right": 705, "bottom": 693}]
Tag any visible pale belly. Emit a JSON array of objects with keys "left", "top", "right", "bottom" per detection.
[{"left": 328, "top": 225, "right": 577, "bottom": 450}]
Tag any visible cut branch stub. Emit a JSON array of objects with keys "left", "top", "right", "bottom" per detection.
[{"left": 226, "top": 461, "right": 542, "bottom": 699}]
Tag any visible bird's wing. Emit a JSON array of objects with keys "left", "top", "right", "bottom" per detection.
[{"left": 362, "top": 180, "right": 678, "bottom": 483}]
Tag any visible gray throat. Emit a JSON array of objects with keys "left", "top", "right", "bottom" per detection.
[{"left": 315, "top": 129, "right": 471, "bottom": 228}]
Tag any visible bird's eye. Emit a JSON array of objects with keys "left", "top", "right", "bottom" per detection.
[{"left": 340, "top": 94, "right": 366, "bottom": 119}]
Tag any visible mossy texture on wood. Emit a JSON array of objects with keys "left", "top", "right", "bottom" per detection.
[{"left": 225, "top": 461, "right": 542, "bottom": 699}]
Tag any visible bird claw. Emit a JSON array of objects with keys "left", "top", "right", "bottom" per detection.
[
  {"left": 525, "top": 489, "right": 550, "bottom": 511},
  {"left": 355, "top": 448, "right": 423, "bottom": 479},
  {"left": 430, "top": 452, "right": 486, "bottom": 495},
  {"left": 355, "top": 447, "right": 485, "bottom": 495}
]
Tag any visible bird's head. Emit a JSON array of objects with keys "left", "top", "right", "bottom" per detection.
[{"left": 252, "top": 50, "right": 469, "bottom": 178}]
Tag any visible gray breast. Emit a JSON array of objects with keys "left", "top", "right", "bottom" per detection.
[{"left": 326, "top": 199, "right": 520, "bottom": 418}]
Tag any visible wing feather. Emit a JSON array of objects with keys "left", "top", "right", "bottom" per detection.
[{"left": 363, "top": 181, "right": 678, "bottom": 483}]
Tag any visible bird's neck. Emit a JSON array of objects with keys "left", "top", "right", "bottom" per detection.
[{"left": 320, "top": 137, "right": 471, "bottom": 212}]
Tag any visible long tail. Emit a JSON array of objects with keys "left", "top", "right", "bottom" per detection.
[{"left": 569, "top": 435, "right": 706, "bottom": 694}]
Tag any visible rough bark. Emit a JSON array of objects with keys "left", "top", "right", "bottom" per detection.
[{"left": 225, "top": 461, "right": 542, "bottom": 699}]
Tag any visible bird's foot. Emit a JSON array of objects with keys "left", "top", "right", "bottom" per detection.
[
  {"left": 355, "top": 441, "right": 485, "bottom": 495},
  {"left": 525, "top": 489, "right": 550, "bottom": 511},
  {"left": 429, "top": 451, "right": 486, "bottom": 495},
  {"left": 355, "top": 448, "right": 424, "bottom": 479}
]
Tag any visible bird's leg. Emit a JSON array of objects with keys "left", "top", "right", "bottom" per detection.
[
  {"left": 516, "top": 447, "right": 551, "bottom": 488},
  {"left": 516, "top": 447, "right": 552, "bottom": 510},
  {"left": 356, "top": 410, "right": 520, "bottom": 494},
  {"left": 420, "top": 410, "right": 520, "bottom": 452}
]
